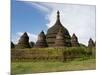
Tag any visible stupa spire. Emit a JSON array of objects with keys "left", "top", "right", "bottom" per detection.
[
  {"left": 55, "top": 10, "right": 61, "bottom": 24},
  {"left": 57, "top": 10, "right": 60, "bottom": 20}
]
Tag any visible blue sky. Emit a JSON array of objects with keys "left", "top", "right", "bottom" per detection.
[
  {"left": 11, "top": 0, "right": 96, "bottom": 45},
  {"left": 11, "top": 0, "right": 50, "bottom": 43}
]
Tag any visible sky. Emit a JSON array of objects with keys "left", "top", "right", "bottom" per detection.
[{"left": 11, "top": 0, "right": 96, "bottom": 46}]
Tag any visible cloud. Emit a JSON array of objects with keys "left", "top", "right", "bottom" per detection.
[
  {"left": 13, "top": 32, "right": 38, "bottom": 44},
  {"left": 17, "top": 0, "right": 51, "bottom": 13},
  {"left": 43, "top": 3, "right": 96, "bottom": 45},
  {"left": 28, "top": 2, "right": 51, "bottom": 13}
]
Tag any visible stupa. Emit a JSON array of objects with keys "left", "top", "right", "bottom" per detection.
[
  {"left": 71, "top": 33, "right": 79, "bottom": 47},
  {"left": 46, "top": 11, "right": 71, "bottom": 47},
  {"left": 15, "top": 32, "right": 30, "bottom": 49},
  {"left": 88, "top": 38, "right": 95, "bottom": 47},
  {"left": 35, "top": 31, "right": 48, "bottom": 47}
]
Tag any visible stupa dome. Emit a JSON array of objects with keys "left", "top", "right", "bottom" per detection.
[{"left": 46, "top": 11, "right": 71, "bottom": 47}]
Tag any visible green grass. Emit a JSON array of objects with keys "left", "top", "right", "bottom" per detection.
[{"left": 11, "top": 58, "right": 96, "bottom": 74}]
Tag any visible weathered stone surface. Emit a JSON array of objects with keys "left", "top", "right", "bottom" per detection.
[
  {"left": 35, "top": 31, "right": 48, "bottom": 48},
  {"left": 54, "top": 28, "right": 66, "bottom": 47},
  {"left": 88, "top": 38, "right": 95, "bottom": 47},
  {"left": 71, "top": 33, "right": 79, "bottom": 47},
  {"left": 15, "top": 32, "right": 30, "bottom": 49},
  {"left": 46, "top": 11, "right": 71, "bottom": 47}
]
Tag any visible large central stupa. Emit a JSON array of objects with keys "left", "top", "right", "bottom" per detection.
[{"left": 46, "top": 11, "right": 71, "bottom": 47}]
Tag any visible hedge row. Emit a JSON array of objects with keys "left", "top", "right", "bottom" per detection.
[{"left": 11, "top": 47, "right": 96, "bottom": 62}]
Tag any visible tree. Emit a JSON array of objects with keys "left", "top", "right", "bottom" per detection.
[{"left": 29, "top": 41, "right": 35, "bottom": 48}]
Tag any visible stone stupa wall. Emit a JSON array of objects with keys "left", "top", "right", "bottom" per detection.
[
  {"left": 15, "top": 32, "right": 30, "bottom": 49},
  {"left": 35, "top": 31, "right": 48, "bottom": 48}
]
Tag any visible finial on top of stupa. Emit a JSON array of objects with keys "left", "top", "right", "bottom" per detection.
[
  {"left": 40, "top": 30, "right": 44, "bottom": 34},
  {"left": 57, "top": 10, "right": 60, "bottom": 19},
  {"left": 57, "top": 11, "right": 60, "bottom": 15}
]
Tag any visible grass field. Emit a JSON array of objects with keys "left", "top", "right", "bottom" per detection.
[{"left": 11, "top": 58, "right": 96, "bottom": 74}]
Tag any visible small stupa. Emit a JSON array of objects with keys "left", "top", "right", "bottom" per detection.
[
  {"left": 88, "top": 38, "right": 95, "bottom": 47},
  {"left": 54, "top": 28, "right": 66, "bottom": 47},
  {"left": 35, "top": 30, "right": 48, "bottom": 48},
  {"left": 15, "top": 32, "right": 30, "bottom": 49},
  {"left": 71, "top": 33, "right": 79, "bottom": 47}
]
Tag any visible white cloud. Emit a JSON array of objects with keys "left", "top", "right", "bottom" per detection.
[
  {"left": 13, "top": 32, "right": 38, "bottom": 44},
  {"left": 42, "top": 3, "right": 96, "bottom": 45},
  {"left": 28, "top": 2, "right": 50, "bottom": 13},
  {"left": 17, "top": 0, "right": 51, "bottom": 13}
]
